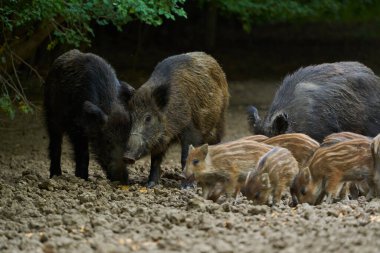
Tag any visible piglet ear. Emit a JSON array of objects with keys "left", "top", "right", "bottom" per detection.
[
  {"left": 189, "top": 144, "right": 195, "bottom": 152},
  {"left": 199, "top": 144, "right": 209, "bottom": 158},
  {"left": 152, "top": 84, "right": 169, "bottom": 109},
  {"left": 83, "top": 101, "right": 108, "bottom": 128},
  {"left": 272, "top": 112, "right": 288, "bottom": 135},
  {"left": 302, "top": 167, "right": 312, "bottom": 184},
  {"left": 260, "top": 173, "right": 271, "bottom": 188},
  {"left": 118, "top": 80, "right": 135, "bottom": 104}
]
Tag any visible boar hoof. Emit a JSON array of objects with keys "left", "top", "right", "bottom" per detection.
[
  {"left": 146, "top": 181, "right": 158, "bottom": 188},
  {"left": 181, "top": 180, "right": 196, "bottom": 189}
]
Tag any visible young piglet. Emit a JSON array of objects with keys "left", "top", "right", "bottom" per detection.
[
  {"left": 238, "top": 135, "right": 269, "bottom": 143},
  {"left": 294, "top": 138, "right": 375, "bottom": 205},
  {"left": 262, "top": 133, "right": 319, "bottom": 169},
  {"left": 244, "top": 147, "right": 299, "bottom": 205},
  {"left": 321, "top": 132, "right": 372, "bottom": 199},
  {"left": 184, "top": 140, "right": 272, "bottom": 201},
  {"left": 321, "top": 131, "right": 371, "bottom": 147}
]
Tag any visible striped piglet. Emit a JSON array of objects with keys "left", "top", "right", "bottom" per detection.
[
  {"left": 244, "top": 147, "right": 299, "bottom": 205},
  {"left": 295, "top": 137, "right": 377, "bottom": 205},
  {"left": 184, "top": 139, "right": 272, "bottom": 201}
]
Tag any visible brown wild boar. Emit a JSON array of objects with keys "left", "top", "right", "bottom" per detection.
[
  {"left": 125, "top": 52, "right": 229, "bottom": 187},
  {"left": 184, "top": 139, "right": 273, "bottom": 201},
  {"left": 244, "top": 147, "right": 299, "bottom": 205},
  {"left": 294, "top": 138, "right": 375, "bottom": 205}
]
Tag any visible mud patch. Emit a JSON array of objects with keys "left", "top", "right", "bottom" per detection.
[{"left": 1, "top": 81, "right": 380, "bottom": 252}]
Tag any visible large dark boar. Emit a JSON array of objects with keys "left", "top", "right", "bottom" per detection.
[
  {"left": 125, "top": 52, "right": 229, "bottom": 187},
  {"left": 44, "top": 49, "right": 134, "bottom": 183},
  {"left": 247, "top": 62, "right": 380, "bottom": 142}
]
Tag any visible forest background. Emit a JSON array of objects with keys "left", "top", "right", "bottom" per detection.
[{"left": 1, "top": 0, "right": 380, "bottom": 118}]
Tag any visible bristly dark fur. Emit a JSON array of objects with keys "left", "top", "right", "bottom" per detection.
[
  {"left": 247, "top": 62, "right": 380, "bottom": 142},
  {"left": 44, "top": 49, "right": 134, "bottom": 183}
]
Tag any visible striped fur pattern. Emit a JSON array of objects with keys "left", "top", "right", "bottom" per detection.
[
  {"left": 321, "top": 132, "right": 373, "bottom": 199},
  {"left": 262, "top": 133, "right": 319, "bottom": 169},
  {"left": 321, "top": 132, "right": 371, "bottom": 147},
  {"left": 237, "top": 135, "right": 269, "bottom": 143},
  {"left": 297, "top": 138, "right": 375, "bottom": 205},
  {"left": 184, "top": 139, "right": 273, "bottom": 201},
  {"left": 371, "top": 133, "right": 380, "bottom": 193},
  {"left": 244, "top": 147, "right": 299, "bottom": 205}
]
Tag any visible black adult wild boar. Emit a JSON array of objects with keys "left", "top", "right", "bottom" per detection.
[
  {"left": 44, "top": 49, "right": 134, "bottom": 183},
  {"left": 125, "top": 52, "right": 229, "bottom": 187},
  {"left": 247, "top": 62, "right": 380, "bottom": 142}
]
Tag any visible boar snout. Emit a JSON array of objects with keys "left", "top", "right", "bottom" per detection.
[{"left": 125, "top": 132, "right": 147, "bottom": 162}]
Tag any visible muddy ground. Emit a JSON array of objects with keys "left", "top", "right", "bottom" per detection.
[{"left": 2, "top": 80, "right": 380, "bottom": 253}]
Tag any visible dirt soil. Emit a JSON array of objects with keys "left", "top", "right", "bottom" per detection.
[{"left": 2, "top": 80, "right": 380, "bottom": 253}]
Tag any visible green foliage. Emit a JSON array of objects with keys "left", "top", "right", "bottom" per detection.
[
  {"left": 0, "top": 94, "right": 33, "bottom": 120},
  {"left": 199, "top": 0, "right": 380, "bottom": 31},
  {"left": 0, "top": 0, "right": 186, "bottom": 119},
  {"left": 0, "top": 95, "right": 15, "bottom": 119},
  {"left": 0, "top": 0, "right": 187, "bottom": 47}
]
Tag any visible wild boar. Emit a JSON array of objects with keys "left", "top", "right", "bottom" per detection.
[
  {"left": 44, "top": 49, "right": 134, "bottom": 183},
  {"left": 184, "top": 139, "right": 273, "bottom": 201},
  {"left": 294, "top": 138, "right": 375, "bottom": 205},
  {"left": 247, "top": 62, "right": 380, "bottom": 142},
  {"left": 125, "top": 52, "right": 229, "bottom": 187},
  {"left": 244, "top": 147, "right": 299, "bottom": 205}
]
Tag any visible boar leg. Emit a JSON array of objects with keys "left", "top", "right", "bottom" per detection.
[
  {"left": 68, "top": 128, "right": 89, "bottom": 180},
  {"left": 339, "top": 183, "right": 350, "bottom": 201},
  {"left": 147, "top": 152, "right": 164, "bottom": 188},
  {"left": 366, "top": 179, "right": 377, "bottom": 200},
  {"left": 179, "top": 125, "right": 203, "bottom": 169},
  {"left": 325, "top": 179, "right": 344, "bottom": 204},
  {"left": 180, "top": 126, "right": 203, "bottom": 188},
  {"left": 272, "top": 185, "right": 285, "bottom": 205},
  {"left": 48, "top": 127, "right": 63, "bottom": 178}
]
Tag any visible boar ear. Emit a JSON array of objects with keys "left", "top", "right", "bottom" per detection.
[
  {"left": 302, "top": 167, "right": 311, "bottom": 184},
  {"left": 247, "top": 106, "right": 261, "bottom": 134},
  {"left": 152, "top": 84, "right": 169, "bottom": 109},
  {"left": 260, "top": 173, "right": 271, "bottom": 188},
  {"left": 83, "top": 101, "right": 108, "bottom": 128},
  {"left": 118, "top": 81, "right": 135, "bottom": 103},
  {"left": 199, "top": 144, "right": 209, "bottom": 158},
  {"left": 272, "top": 113, "right": 288, "bottom": 135}
]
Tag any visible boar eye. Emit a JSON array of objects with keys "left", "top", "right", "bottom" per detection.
[
  {"left": 192, "top": 159, "right": 199, "bottom": 166},
  {"left": 145, "top": 114, "right": 152, "bottom": 123},
  {"left": 300, "top": 187, "right": 306, "bottom": 195},
  {"left": 255, "top": 192, "right": 260, "bottom": 199}
]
